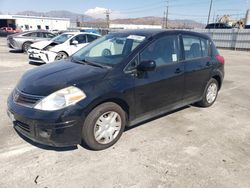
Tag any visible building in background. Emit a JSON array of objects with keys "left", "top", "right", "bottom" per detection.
[{"left": 0, "top": 15, "right": 70, "bottom": 31}]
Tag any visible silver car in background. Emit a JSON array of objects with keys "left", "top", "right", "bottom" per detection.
[{"left": 7, "top": 30, "right": 56, "bottom": 52}]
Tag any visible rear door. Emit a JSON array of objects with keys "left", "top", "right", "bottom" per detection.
[
  {"left": 134, "top": 34, "right": 185, "bottom": 117},
  {"left": 181, "top": 35, "right": 212, "bottom": 101}
]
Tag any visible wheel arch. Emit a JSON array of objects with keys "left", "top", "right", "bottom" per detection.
[
  {"left": 84, "top": 97, "right": 130, "bottom": 125},
  {"left": 58, "top": 51, "right": 69, "bottom": 56},
  {"left": 22, "top": 41, "right": 33, "bottom": 50},
  {"left": 212, "top": 75, "right": 222, "bottom": 90}
]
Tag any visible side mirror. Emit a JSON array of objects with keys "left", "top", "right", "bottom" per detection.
[
  {"left": 137, "top": 60, "right": 156, "bottom": 72},
  {"left": 71, "top": 40, "right": 78, "bottom": 45}
]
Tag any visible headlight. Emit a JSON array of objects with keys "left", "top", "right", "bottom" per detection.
[{"left": 34, "top": 86, "right": 86, "bottom": 111}]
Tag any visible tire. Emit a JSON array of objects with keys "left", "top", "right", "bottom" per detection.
[
  {"left": 197, "top": 78, "right": 219, "bottom": 107},
  {"left": 102, "top": 48, "right": 112, "bottom": 56},
  {"left": 22, "top": 42, "right": 32, "bottom": 53},
  {"left": 55, "top": 51, "right": 68, "bottom": 61},
  {"left": 82, "top": 102, "right": 126, "bottom": 150}
]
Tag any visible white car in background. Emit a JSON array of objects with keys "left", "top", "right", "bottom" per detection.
[{"left": 27, "top": 32, "right": 101, "bottom": 64}]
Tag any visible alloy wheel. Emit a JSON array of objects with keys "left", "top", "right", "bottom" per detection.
[{"left": 206, "top": 83, "right": 218, "bottom": 104}]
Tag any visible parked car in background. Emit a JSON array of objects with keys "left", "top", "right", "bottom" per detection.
[
  {"left": 0, "top": 27, "right": 22, "bottom": 33},
  {"left": 7, "top": 30, "right": 56, "bottom": 52},
  {"left": 7, "top": 29, "right": 224, "bottom": 150},
  {"left": 27, "top": 32, "right": 100, "bottom": 64},
  {"left": 205, "top": 23, "right": 233, "bottom": 29}
]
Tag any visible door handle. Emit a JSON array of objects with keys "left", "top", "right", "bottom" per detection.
[{"left": 175, "top": 68, "right": 182, "bottom": 74}]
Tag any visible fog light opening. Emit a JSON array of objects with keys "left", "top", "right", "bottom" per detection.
[{"left": 39, "top": 129, "right": 51, "bottom": 138}]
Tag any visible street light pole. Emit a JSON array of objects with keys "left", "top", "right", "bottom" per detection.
[{"left": 207, "top": 0, "right": 213, "bottom": 25}]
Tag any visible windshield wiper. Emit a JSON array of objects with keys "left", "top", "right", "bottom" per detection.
[
  {"left": 71, "top": 57, "right": 86, "bottom": 65},
  {"left": 82, "top": 58, "right": 110, "bottom": 69},
  {"left": 71, "top": 57, "right": 110, "bottom": 69}
]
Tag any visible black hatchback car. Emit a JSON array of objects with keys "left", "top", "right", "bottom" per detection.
[{"left": 7, "top": 30, "right": 224, "bottom": 150}]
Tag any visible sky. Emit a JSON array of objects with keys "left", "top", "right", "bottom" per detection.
[{"left": 0, "top": 0, "right": 249, "bottom": 23}]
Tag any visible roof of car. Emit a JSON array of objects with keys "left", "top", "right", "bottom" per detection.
[
  {"left": 112, "top": 29, "right": 210, "bottom": 39},
  {"left": 63, "top": 31, "right": 100, "bottom": 36},
  {"left": 26, "top": 30, "right": 52, "bottom": 33}
]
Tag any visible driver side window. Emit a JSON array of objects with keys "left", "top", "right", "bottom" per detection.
[
  {"left": 140, "top": 35, "right": 179, "bottom": 66},
  {"left": 71, "top": 34, "right": 87, "bottom": 44}
]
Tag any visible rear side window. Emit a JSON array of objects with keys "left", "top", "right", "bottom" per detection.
[
  {"left": 87, "top": 34, "right": 99, "bottom": 43},
  {"left": 140, "top": 35, "right": 179, "bottom": 66},
  {"left": 183, "top": 36, "right": 202, "bottom": 59},
  {"left": 183, "top": 35, "right": 209, "bottom": 59},
  {"left": 37, "top": 32, "right": 44, "bottom": 38},
  {"left": 23, "top": 32, "right": 38, "bottom": 37}
]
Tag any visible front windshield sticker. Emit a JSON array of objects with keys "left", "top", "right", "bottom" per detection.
[{"left": 127, "top": 35, "right": 146, "bottom": 42}]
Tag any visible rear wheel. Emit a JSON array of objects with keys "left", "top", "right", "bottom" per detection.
[
  {"left": 82, "top": 102, "right": 126, "bottom": 150},
  {"left": 55, "top": 51, "right": 68, "bottom": 61},
  {"left": 198, "top": 78, "right": 219, "bottom": 107},
  {"left": 22, "top": 42, "right": 32, "bottom": 53}
]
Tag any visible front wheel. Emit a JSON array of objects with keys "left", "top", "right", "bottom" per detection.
[
  {"left": 55, "top": 51, "right": 68, "bottom": 61},
  {"left": 22, "top": 42, "right": 32, "bottom": 53},
  {"left": 82, "top": 102, "right": 126, "bottom": 150},
  {"left": 197, "top": 78, "right": 219, "bottom": 107}
]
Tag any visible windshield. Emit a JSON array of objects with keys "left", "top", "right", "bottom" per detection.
[
  {"left": 52, "top": 33, "right": 73, "bottom": 44},
  {"left": 72, "top": 33, "right": 146, "bottom": 66}
]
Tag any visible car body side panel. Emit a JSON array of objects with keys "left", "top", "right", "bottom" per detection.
[{"left": 183, "top": 56, "right": 212, "bottom": 101}]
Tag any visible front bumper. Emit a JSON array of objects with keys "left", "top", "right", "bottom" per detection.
[
  {"left": 28, "top": 49, "right": 58, "bottom": 64},
  {"left": 7, "top": 38, "right": 21, "bottom": 50},
  {"left": 7, "top": 93, "right": 86, "bottom": 147}
]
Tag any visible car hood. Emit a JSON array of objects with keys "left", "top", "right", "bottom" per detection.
[
  {"left": 17, "top": 59, "right": 109, "bottom": 96},
  {"left": 30, "top": 40, "right": 53, "bottom": 50}
]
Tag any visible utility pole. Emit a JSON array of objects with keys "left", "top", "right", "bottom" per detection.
[
  {"left": 162, "top": 11, "right": 166, "bottom": 28},
  {"left": 165, "top": 0, "right": 169, "bottom": 29},
  {"left": 207, "top": 0, "right": 213, "bottom": 25},
  {"left": 105, "top": 9, "right": 110, "bottom": 29},
  {"left": 81, "top": 15, "right": 84, "bottom": 27}
]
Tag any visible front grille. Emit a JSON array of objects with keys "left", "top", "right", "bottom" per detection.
[
  {"left": 13, "top": 89, "right": 43, "bottom": 108},
  {"left": 15, "top": 121, "right": 31, "bottom": 133}
]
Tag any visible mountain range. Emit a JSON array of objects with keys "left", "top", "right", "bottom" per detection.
[{"left": 14, "top": 10, "right": 204, "bottom": 29}]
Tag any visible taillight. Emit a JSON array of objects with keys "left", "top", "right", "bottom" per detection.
[{"left": 216, "top": 55, "right": 225, "bottom": 65}]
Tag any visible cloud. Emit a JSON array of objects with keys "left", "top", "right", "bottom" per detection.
[
  {"left": 85, "top": 7, "right": 107, "bottom": 19},
  {"left": 84, "top": 7, "right": 125, "bottom": 19}
]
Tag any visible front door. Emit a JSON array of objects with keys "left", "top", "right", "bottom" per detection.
[
  {"left": 134, "top": 34, "right": 185, "bottom": 118},
  {"left": 69, "top": 34, "right": 88, "bottom": 55}
]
